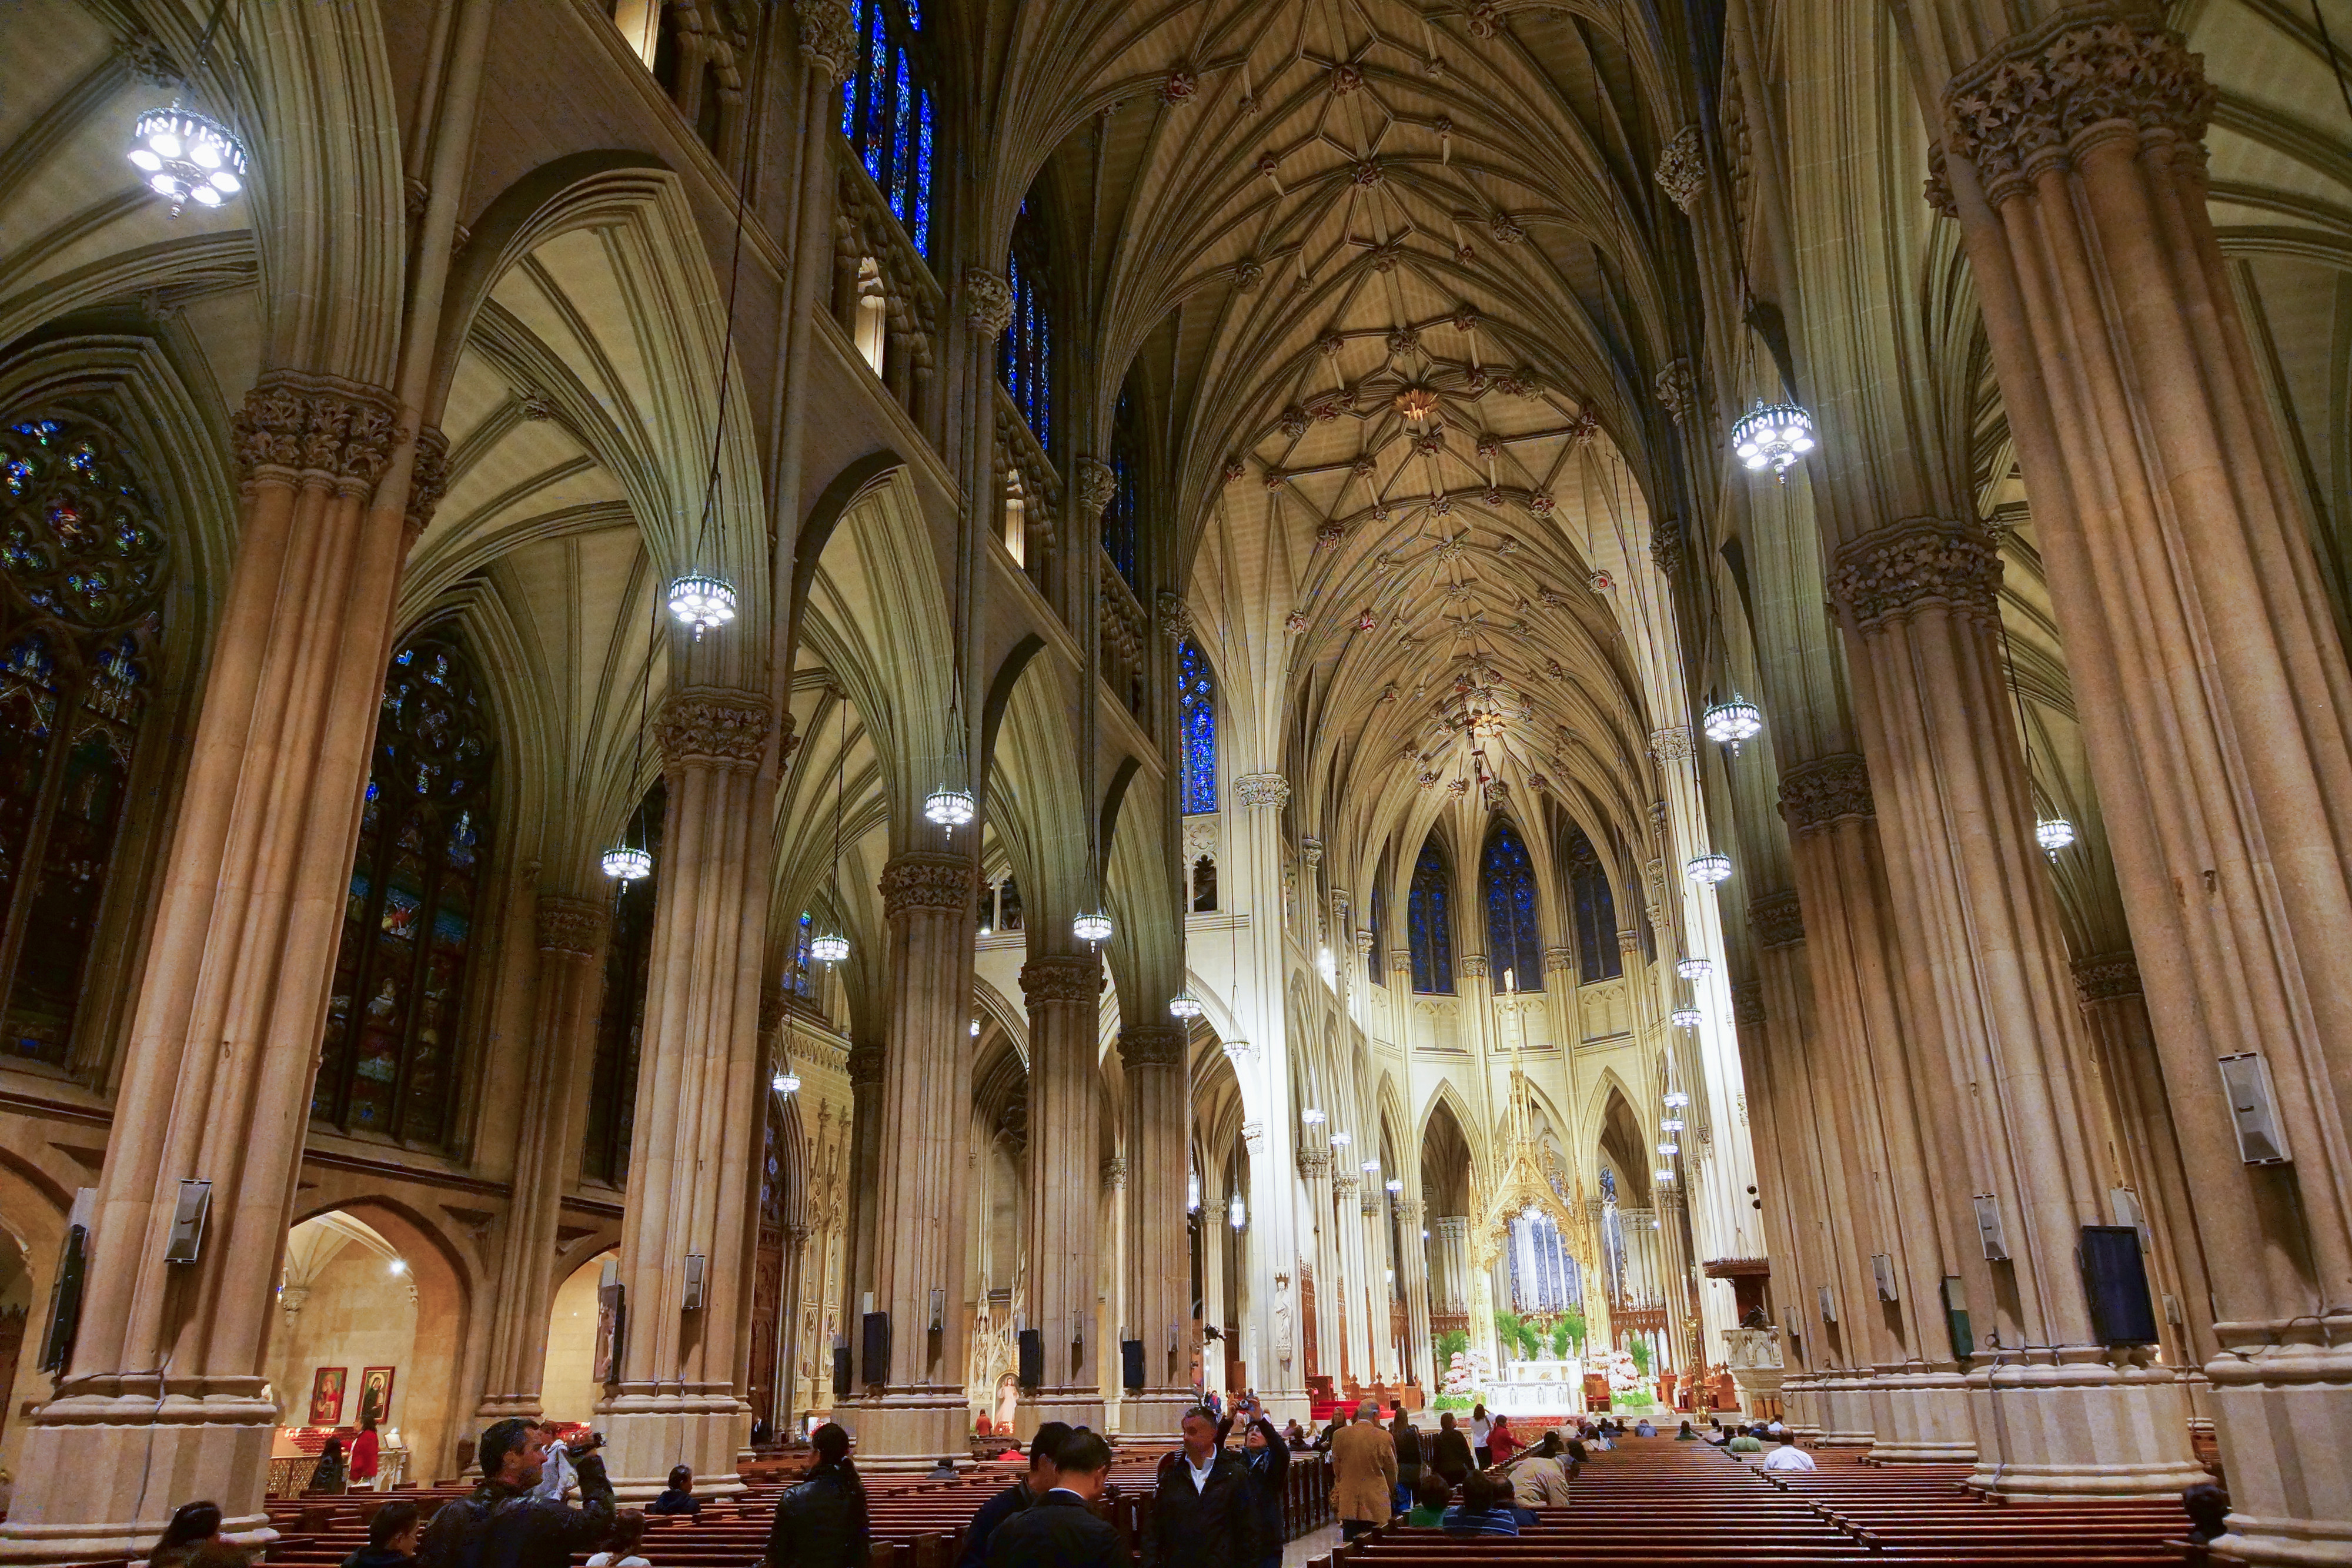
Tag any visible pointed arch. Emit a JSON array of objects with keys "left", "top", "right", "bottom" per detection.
[
  {"left": 1407, "top": 833, "right": 1455, "bottom": 994},
  {"left": 1480, "top": 815, "right": 1544, "bottom": 994}
]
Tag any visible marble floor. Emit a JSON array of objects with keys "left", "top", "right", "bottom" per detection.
[{"left": 1283, "top": 1523, "right": 1343, "bottom": 1568}]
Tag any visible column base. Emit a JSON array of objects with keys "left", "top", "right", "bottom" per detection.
[
  {"left": 1814, "top": 1371, "right": 1877, "bottom": 1446},
  {"left": 594, "top": 1386, "right": 749, "bottom": 1499},
  {"left": 1120, "top": 1389, "right": 1192, "bottom": 1439},
  {"left": 2204, "top": 1323, "right": 2352, "bottom": 1566},
  {"left": 1779, "top": 1373, "right": 1824, "bottom": 1440},
  {"left": 1014, "top": 1389, "right": 1105, "bottom": 1437},
  {"left": 0, "top": 1390, "right": 280, "bottom": 1564},
  {"left": 836, "top": 1390, "right": 970, "bottom": 1471},
  {"left": 1963, "top": 1353, "right": 2205, "bottom": 1499},
  {"left": 1865, "top": 1368, "right": 1976, "bottom": 1464}
]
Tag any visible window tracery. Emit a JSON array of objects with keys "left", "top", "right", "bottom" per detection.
[
  {"left": 0, "top": 414, "right": 168, "bottom": 1067},
  {"left": 1408, "top": 837, "right": 1454, "bottom": 994},
  {"left": 1001, "top": 201, "right": 1054, "bottom": 450},
  {"left": 1178, "top": 639, "right": 1216, "bottom": 814},
  {"left": 1481, "top": 817, "right": 1544, "bottom": 992},
  {"left": 840, "top": 0, "right": 934, "bottom": 255},
  {"left": 315, "top": 635, "right": 494, "bottom": 1144},
  {"left": 1567, "top": 825, "right": 1621, "bottom": 982}
]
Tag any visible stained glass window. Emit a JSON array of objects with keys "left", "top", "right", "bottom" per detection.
[
  {"left": 1408, "top": 837, "right": 1454, "bottom": 994},
  {"left": 1567, "top": 825, "right": 1621, "bottom": 983},
  {"left": 1367, "top": 882, "right": 1386, "bottom": 988},
  {"left": 1102, "top": 388, "right": 1142, "bottom": 586},
  {"left": 0, "top": 414, "right": 168, "bottom": 1066},
  {"left": 314, "top": 634, "right": 494, "bottom": 1145},
  {"left": 788, "top": 909, "right": 816, "bottom": 999},
  {"left": 840, "top": 0, "right": 934, "bottom": 254},
  {"left": 1178, "top": 640, "right": 1216, "bottom": 813},
  {"left": 1482, "top": 818, "right": 1544, "bottom": 993},
  {"left": 1002, "top": 202, "right": 1054, "bottom": 450},
  {"left": 585, "top": 778, "right": 664, "bottom": 1185}
]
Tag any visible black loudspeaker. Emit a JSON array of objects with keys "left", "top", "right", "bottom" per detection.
[
  {"left": 2080, "top": 1225, "right": 2160, "bottom": 1346},
  {"left": 1017, "top": 1328, "right": 1044, "bottom": 1389},
  {"left": 831, "top": 1345, "right": 853, "bottom": 1398},
  {"left": 1121, "top": 1339, "right": 1146, "bottom": 1393},
  {"left": 861, "top": 1312, "right": 891, "bottom": 1386}
]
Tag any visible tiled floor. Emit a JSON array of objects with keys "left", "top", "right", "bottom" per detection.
[{"left": 1282, "top": 1523, "right": 1342, "bottom": 1568}]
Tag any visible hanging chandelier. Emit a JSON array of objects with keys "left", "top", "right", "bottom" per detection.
[
  {"left": 1330, "top": 1131, "right": 1352, "bottom": 1150},
  {"left": 1670, "top": 1006, "right": 1702, "bottom": 1029},
  {"left": 1661, "top": 1117, "right": 1684, "bottom": 1133},
  {"left": 1686, "top": 852, "right": 1732, "bottom": 886},
  {"left": 810, "top": 929, "right": 849, "bottom": 965},
  {"left": 667, "top": 572, "right": 738, "bottom": 639},
  {"left": 1702, "top": 696, "right": 1763, "bottom": 754},
  {"left": 1662, "top": 1091, "right": 1689, "bottom": 1109},
  {"left": 1730, "top": 400, "right": 1816, "bottom": 481},
  {"left": 601, "top": 843, "right": 652, "bottom": 881},
  {"left": 2035, "top": 818, "right": 2076, "bottom": 860},
  {"left": 1073, "top": 910, "right": 1113, "bottom": 946},
  {"left": 1188, "top": 1171, "right": 1201, "bottom": 1213},
  {"left": 925, "top": 786, "right": 975, "bottom": 834},
  {"left": 771, "top": 1063, "right": 801, "bottom": 1095},
  {"left": 1221, "top": 1036, "right": 1251, "bottom": 1065},
  {"left": 1228, "top": 1192, "right": 1248, "bottom": 1231},
  {"left": 1385, "top": 1177, "right": 1403, "bottom": 1195},
  {"left": 1658, "top": 1140, "right": 1680, "bottom": 1156},
  {"left": 1302, "top": 1107, "right": 1325, "bottom": 1126},
  {"left": 1676, "top": 956, "right": 1712, "bottom": 981},
  {"left": 129, "top": 105, "right": 246, "bottom": 215},
  {"left": 1169, "top": 989, "right": 1205, "bottom": 1019},
  {"left": 1656, "top": 1167, "right": 1676, "bottom": 1182}
]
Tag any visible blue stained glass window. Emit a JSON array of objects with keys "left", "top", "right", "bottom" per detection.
[
  {"left": 1178, "top": 640, "right": 1216, "bottom": 813},
  {"left": 1001, "top": 203, "right": 1055, "bottom": 452},
  {"left": 1567, "top": 825, "right": 1622, "bottom": 983},
  {"left": 1408, "top": 838, "right": 1454, "bottom": 994},
  {"left": 1482, "top": 818, "right": 1544, "bottom": 993},
  {"left": 790, "top": 909, "right": 816, "bottom": 998},
  {"left": 1101, "top": 387, "right": 1142, "bottom": 586},
  {"left": 841, "top": 0, "right": 934, "bottom": 255}
]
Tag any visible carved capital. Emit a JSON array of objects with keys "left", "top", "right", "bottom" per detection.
[
  {"left": 846, "top": 1041, "right": 886, "bottom": 1088},
  {"left": 964, "top": 268, "right": 1015, "bottom": 335},
  {"left": 232, "top": 371, "right": 399, "bottom": 492},
  {"left": 536, "top": 895, "right": 607, "bottom": 958},
  {"left": 1020, "top": 953, "right": 1102, "bottom": 1007},
  {"left": 1618, "top": 927, "right": 1641, "bottom": 954},
  {"left": 405, "top": 424, "right": 450, "bottom": 539},
  {"left": 1748, "top": 890, "right": 1805, "bottom": 951},
  {"left": 880, "top": 851, "right": 975, "bottom": 919},
  {"left": 1542, "top": 946, "right": 1575, "bottom": 974},
  {"left": 1942, "top": 7, "right": 2213, "bottom": 209},
  {"left": 1459, "top": 953, "right": 1490, "bottom": 978},
  {"left": 1101, "top": 1156, "right": 1128, "bottom": 1192},
  {"left": 1653, "top": 360, "right": 1696, "bottom": 426},
  {"left": 1649, "top": 725, "right": 1693, "bottom": 763},
  {"left": 1649, "top": 515, "right": 1685, "bottom": 580},
  {"left": 1301, "top": 836, "right": 1324, "bottom": 867},
  {"left": 1395, "top": 1196, "right": 1422, "bottom": 1224},
  {"left": 1298, "top": 1149, "right": 1331, "bottom": 1180},
  {"left": 760, "top": 986, "right": 791, "bottom": 1038},
  {"left": 2072, "top": 950, "right": 2143, "bottom": 1004},
  {"left": 1235, "top": 772, "right": 1291, "bottom": 809},
  {"left": 1075, "top": 457, "right": 1118, "bottom": 519},
  {"left": 1332, "top": 1172, "right": 1361, "bottom": 1195},
  {"left": 1241, "top": 1120, "right": 1265, "bottom": 1154},
  {"left": 1653, "top": 125, "right": 1707, "bottom": 212},
  {"left": 1158, "top": 590, "right": 1194, "bottom": 641},
  {"left": 657, "top": 687, "right": 773, "bottom": 770},
  {"left": 1779, "top": 753, "right": 1875, "bottom": 831},
  {"left": 1830, "top": 519, "right": 2002, "bottom": 630},
  {"left": 795, "top": 0, "right": 856, "bottom": 82},
  {"left": 1730, "top": 979, "right": 1766, "bottom": 1027},
  {"left": 1120, "top": 1022, "right": 1187, "bottom": 1068}
]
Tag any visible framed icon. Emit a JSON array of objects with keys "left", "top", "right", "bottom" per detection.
[
  {"left": 358, "top": 1365, "right": 396, "bottom": 1424},
  {"left": 309, "top": 1366, "right": 348, "bottom": 1426}
]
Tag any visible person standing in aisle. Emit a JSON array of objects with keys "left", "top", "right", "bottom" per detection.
[
  {"left": 1469, "top": 1405, "right": 1492, "bottom": 1469},
  {"left": 1389, "top": 1405, "right": 1422, "bottom": 1513},
  {"left": 1329, "top": 1399, "right": 1398, "bottom": 1542},
  {"left": 1238, "top": 1416, "right": 1291, "bottom": 1568},
  {"left": 1147, "top": 1408, "right": 1267, "bottom": 1568},
  {"left": 958, "top": 1423, "right": 1072, "bottom": 1568},
  {"left": 985, "top": 1432, "right": 1124, "bottom": 1568}
]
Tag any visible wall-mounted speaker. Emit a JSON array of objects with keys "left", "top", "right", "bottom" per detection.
[
  {"left": 1121, "top": 1339, "right": 1146, "bottom": 1392},
  {"left": 2080, "top": 1225, "right": 2159, "bottom": 1346},
  {"left": 831, "top": 1345, "right": 853, "bottom": 1398},
  {"left": 861, "top": 1311, "right": 891, "bottom": 1386},
  {"left": 1017, "top": 1328, "right": 1044, "bottom": 1389}
]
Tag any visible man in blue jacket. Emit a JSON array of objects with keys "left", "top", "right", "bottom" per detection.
[{"left": 958, "top": 1422, "right": 1073, "bottom": 1568}]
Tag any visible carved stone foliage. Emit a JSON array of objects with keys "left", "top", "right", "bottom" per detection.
[
  {"left": 1654, "top": 359, "right": 1696, "bottom": 426},
  {"left": 1829, "top": 519, "right": 2002, "bottom": 630},
  {"left": 406, "top": 425, "right": 450, "bottom": 537},
  {"left": 536, "top": 895, "right": 607, "bottom": 958},
  {"left": 657, "top": 687, "right": 773, "bottom": 770},
  {"left": 1543, "top": 946, "right": 1575, "bottom": 973},
  {"left": 1730, "top": 979, "right": 1765, "bottom": 1027},
  {"left": 1020, "top": 954, "right": 1102, "bottom": 1007},
  {"left": 1235, "top": 772, "right": 1291, "bottom": 809},
  {"left": 1120, "top": 1023, "right": 1187, "bottom": 1068},
  {"left": 1942, "top": 9, "right": 2213, "bottom": 208},
  {"left": 1748, "top": 890, "right": 1806, "bottom": 950},
  {"left": 1298, "top": 1149, "right": 1331, "bottom": 1179},
  {"left": 1459, "top": 953, "right": 1491, "bottom": 977},
  {"left": 1649, "top": 515, "right": 1685, "bottom": 580},
  {"left": 1649, "top": 725, "right": 1693, "bottom": 763},
  {"left": 1779, "top": 753, "right": 1875, "bottom": 831},
  {"left": 796, "top": 0, "right": 855, "bottom": 83},
  {"left": 846, "top": 1042, "right": 886, "bottom": 1088},
  {"left": 1158, "top": 589, "right": 1194, "bottom": 641},
  {"left": 232, "top": 372, "right": 399, "bottom": 490},
  {"left": 880, "top": 851, "right": 975, "bottom": 918},
  {"left": 1076, "top": 457, "right": 1117, "bottom": 518},
  {"left": 964, "top": 268, "right": 1015, "bottom": 335},
  {"left": 2073, "top": 951, "right": 2143, "bottom": 1004},
  {"left": 1654, "top": 125, "right": 1707, "bottom": 212}
]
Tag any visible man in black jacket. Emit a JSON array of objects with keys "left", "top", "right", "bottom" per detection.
[
  {"left": 957, "top": 1422, "right": 1073, "bottom": 1568},
  {"left": 985, "top": 1431, "right": 1123, "bottom": 1568},
  {"left": 1147, "top": 1409, "right": 1268, "bottom": 1568},
  {"left": 418, "top": 1420, "right": 615, "bottom": 1568}
]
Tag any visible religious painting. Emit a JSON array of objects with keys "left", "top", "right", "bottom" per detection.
[
  {"left": 358, "top": 1365, "right": 396, "bottom": 1424},
  {"left": 308, "top": 1366, "right": 346, "bottom": 1426}
]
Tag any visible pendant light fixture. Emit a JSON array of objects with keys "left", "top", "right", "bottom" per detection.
[
  {"left": 1686, "top": 852, "right": 1732, "bottom": 887},
  {"left": 1701, "top": 694, "right": 1762, "bottom": 754},
  {"left": 771, "top": 1064, "right": 801, "bottom": 1095},
  {"left": 1670, "top": 1006, "right": 1702, "bottom": 1030},
  {"left": 1168, "top": 989, "right": 1205, "bottom": 1019},
  {"left": 1073, "top": 502, "right": 1111, "bottom": 952},
  {"left": 127, "top": 0, "right": 248, "bottom": 217},
  {"left": 670, "top": 173, "right": 750, "bottom": 640},
  {"left": 1996, "top": 587, "right": 2073, "bottom": 861},
  {"left": 1675, "top": 956, "right": 1712, "bottom": 981},
  {"left": 1729, "top": 401, "right": 1816, "bottom": 480},
  {"left": 810, "top": 693, "right": 851, "bottom": 964},
  {"left": 604, "top": 567, "right": 663, "bottom": 882}
]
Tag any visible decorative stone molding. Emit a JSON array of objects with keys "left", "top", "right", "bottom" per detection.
[
  {"left": 1648, "top": 800, "right": 1670, "bottom": 836},
  {"left": 1923, "top": 142, "right": 1957, "bottom": 219},
  {"left": 1235, "top": 772, "right": 1291, "bottom": 809},
  {"left": 1241, "top": 1120, "right": 1265, "bottom": 1154},
  {"left": 1332, "top": 1172, "right": 1361, "bottom": 1195},
  {"left": 406, "top": 425, "right": 450, "bottom": 537},
  {"left": 1460, "top": 953, "right": 1491, "bottom": 978},
  {"left": 1649, "top": 515, "right": 1685, "bottom": 580},
  {"left": 1361, "top": 1188, "right": 1382, "bottom": 1216},
  {"left": 1120, "top": 1023, "right": 1187, "bottom": 1068},
  {"left": 232, "top": 372, "right": 399, "bottom": 492},
  {"left": 1301, "top": 836, "right": 1324, "bottom": 867},
  {"left": 536, "top": 895, "right": 607, "bottom": 958},
  {"left": 1158, "top": 590, "right": 1194, "bottom": 641},
  {"left": 2072, "top": 951, "right": 2143, "bottom": 1004},
  {"left": 795, "top": 0, "right": 856, "bottom": 82},
  {"left": 1942, "top": 7, "right": 2213, "bottom": 209},
  {"left": 1829, "top": 519, "right": 2003, "bottom": 630},
  {"left": 1076, "top": 457, "right": 1117, "bottom": 518},
  {"left": 1299, "top": 1149, "right": 1331, "bottom": 1180},
  {"left": 760, "top": 986, "right": 790, "bottom": 1039},
  {"left": 1779, "top": 753, "right": 1875, "bottom": 831},
  {"left": 1355, "top": 929, "right": 1375, "bottom": 955},
  {"left": 1020, "top": 954, "right": 1102, "bottom": 1007},
  {"left": 116, "top": 26, "right": 179, "bottom": 85},
  {"left": 1654, "top": 359, "right": 1696, "bottom": 426},
  {"left": 846, "top": 1042, "right": 886, "bottom": 1088},
  {"left": 1181, "top": 814, "right": 1220, "bottom": 862},
  {"left": 1654, "top": 125, "right": 1707, "bottom": 212},
  {"left": 657, "top": 687, "right": 773, "bottom": 770},
  {"left": 1388, "top": 947, "right": 1413, "bottom": 974},
  {"left": 1482, "top": 780, "right": 1509, "bottom": 810},
  {"left": 1618, "top": 927, "right": 1641, "bottom": 954},
  {"left": 1543, "top": 946, "right": 1575, "bottom": 974},
  {"left": 1649, "top": 725, "right": 1694, "bottom": 763},
  {"left": 1396, "top": 1196, "right": 1422, "bottom": 1224},
  {"left": 1748, "top": 890, "right": 1806, "bottom": 951},
  {"left": 963, "top": 268, "right": 1015, "bottom": 335},
  {"left": 1101, "top": 1156, "right": 1128, "bottom": 1192},
  {"left": 879, "top": 851, "right": 975, "bottom": 918},
  {"left": 1730, "top": 979, "right": 1766, "bottom": 1027}
]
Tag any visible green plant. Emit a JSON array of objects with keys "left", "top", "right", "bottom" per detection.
[
  {"left": 1435, "top": 1328, "right": 1469, "bottom": 1364},
  {"left": 1493, "top": 1309, "right": 1542, "bottom": 1362},
  {"left": 1550, "top": 1309, "right": 1586, "bottom": 1359},
  {"left": 1629, "top": 1339, "right": 1652, "bottom": 1378},
  {"left": 1432, "top": 1392, "right": 1476, "bottom": 1410}
]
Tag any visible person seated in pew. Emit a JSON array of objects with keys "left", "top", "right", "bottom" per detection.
[
  {"left": 1632, "top": 1418, "right": 1657, "bottom": 1437},
  {"left": 343, "top": 1500, "right": 425, "bottom": 1568},
  {"left": 2182, "top": 1482, "right": 2231, "bottom": 1547},
  {"left": 649, "top": 1466, "right": 701, "bottom": 1516},
  {"left": 763, "top": 1423, "right": 868, "bottom": 1568},
  {"left": 151, "top": 1502, "right": 227, "bottom": 1568},
  {"left": 1759, "top": 1433, "right": 1815, "bottom": 1473},
  {"left": 985, "top": 1430, "right": 1124, "bottom": 1568},
  {"left": 1438, "top": 1473, "right": 1521, "bottom": 1537},
  {"left": 1404, "top": 1473, "right": 1452, "bottom": 1528},
  {"left": 1726, "top": 1425, "right": 1766, "bottom": 1455},
  {"left": 1502, "top": 1432, "right": 1573, "bottom": 1510},
  {"left": 586, "top": 1510, "right": 650, "bottom": 1568},
  {"left": 1675, "top": 1420, "right": 1699, "bottom": 1442},
  {"left": 958, "top": 1422, "right": 1073, "bottom": 1568}
]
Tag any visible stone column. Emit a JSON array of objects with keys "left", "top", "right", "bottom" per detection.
[
  {"left": 1830, "top": 524, "right": 2201, "bottom": 1497},
  {"left": 475, "top": 895, "right": 610, "bottom": 1425},
  {"left": 1019, "top": 951, "right": 1105, "bottom": 1432},
  {"left": 1331, "top": 1172, "right": 1368, "bottom": 1389},
  {"left": 1229, "top": 773, "right": 1306, "bottom": 1417},
  {"left": 1364, "top": 1181, "right": 1399, "bottom": 1385},
  {"left": 844, "top": 849, "right": 975, "bottom": 1467},
  {"left": 1120, "top": 1022, "right": 1192, "bottom": 1435},
  {"left": 598, "top": 689, "right": 772, "bottom": 1499},
  {"left": 1397, "top": 1196, "right": 1432, "bottom": 1389},
  {"left": 0, "top": 375, "right": 425, "bottom": 1562},
  {"left": 1297, "top": 1148, "right": 1335, "bottom": 1386},
  {"left": 1729, "top": 968, "right": 1821, "bottom": 1437},
  {"left": 1932, "top": 6, "right": 2352, "bottom": 1546},
  {"left": 841, "top": 1038, "right": 885, "bottom": 1369}
]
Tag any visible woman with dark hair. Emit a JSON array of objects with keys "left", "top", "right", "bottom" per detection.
[
  {"left": 151, "top": 1502, "right": 225, "bottom": 1568},
  {"left": 351, "top": 1415, "right": 382, "bottom": 1491},
  {"left": 649, "top": 1465, "right": 700, "bottom": 1516},
  {"left": 763, "top": 1423, "right": 870, "bottom": 1568},
  {"left": 310, "top": 1436, "right": 348, "bottom": 1494},
  {"left": 1238, "top": 1416, "right": 1291, "bottom": 1568},
  {"left": 1431, "top": 1412, "right": 1474, "bottom": 1486}
]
